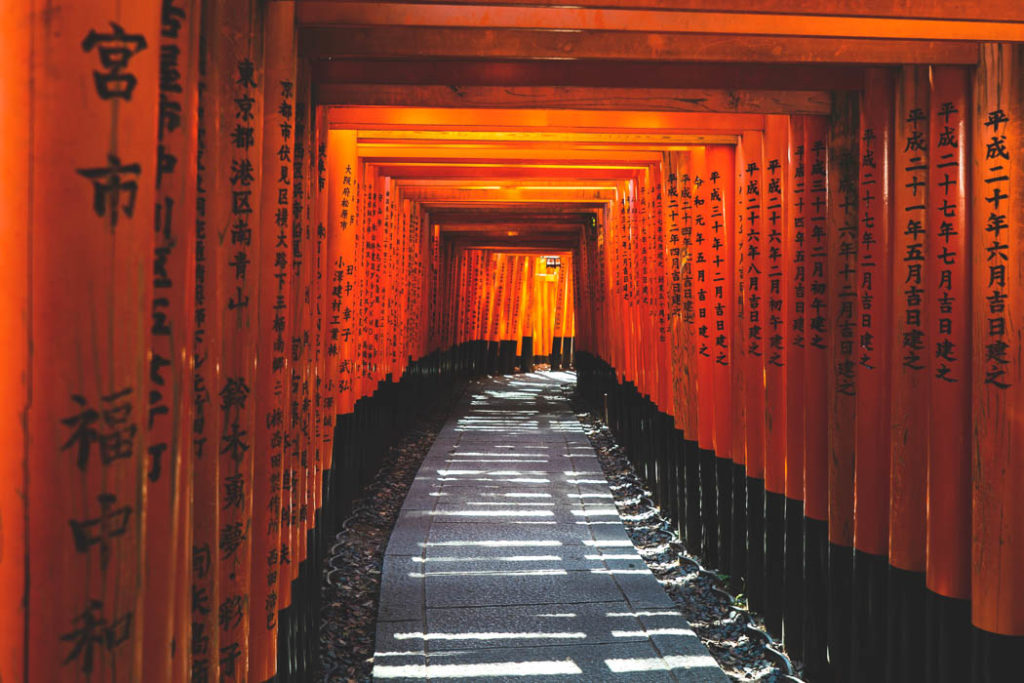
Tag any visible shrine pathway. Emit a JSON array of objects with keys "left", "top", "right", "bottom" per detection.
[{"left": 371, "top": 372, "right": 728, "bottom": 682}]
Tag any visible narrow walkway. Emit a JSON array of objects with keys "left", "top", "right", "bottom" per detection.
[{"left": 372, "top": 373, "right": 728, "bottom": 682}]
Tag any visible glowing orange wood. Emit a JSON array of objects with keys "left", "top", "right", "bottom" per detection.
[
  {"left": 318, "top": 84, "right": 831, "bottom": 115},
  {"left": 27, "top": 3, "right": 161, "bottom": 681},
  {"left": 298, "top": 2, "right": 1021, "bottom": 42},
  {"left": 0, "top": 2, "right": 28, "bottom": 680}
]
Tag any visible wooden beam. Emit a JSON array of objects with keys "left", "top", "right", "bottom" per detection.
[
  {"left": 420, "top": 200, "right": 608, "bottom": 211},
  {"left": 356, "top": 130, "right": 737, "bottom": 146},
  {"left": 317, "top": 84, "right": 831, "bottom": 115},
  {"left": 399, "top": 186, "right": 617, "bottom": 202},
  {"left": 357, "top": 145, "right": 664, "bottom": 163},
  {"left": 298, "top": 2, "right": 1024, "bottom": 42},
  {"left": 300, "top": 26, "right": 979, "bottom": 65},
  {"left": 430, "top": 209, "right": 595, "bottom": 223},
  {"left": 383, "top": 167, "right": 636, "bottom": 179},
  {"left": 314, "top": 59, "right": 865, "bottom": 91},
  {"left": 297, "top": 0, "right": 1024, "bottom": 23},
  {"left": 446, "top": 235, "right": 581, "bottom": 249},
  {"left": 329, "top": 106, "right": 765, "bottom": 133},
  {"left": 439, "top": 223, "right": 583, "bottom": 232}
]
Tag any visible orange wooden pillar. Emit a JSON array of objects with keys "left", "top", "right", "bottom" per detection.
[
  {"left": 762, "top": 115, "right": 789, "bottom": 635},
  {"left": 677, "top": 153, "right": 703, "bottom": 552},
  {"left": 552, "top": 254, "right": 568, "bottom": 371},
  {"left": 192, "top": 3, "right": 223, "bottom": 675},
  {"left": 708, "top": 145, "right": 736, "bottom": 577},
  {"left": 827, "top": 91, "right": 859, "bottom": 680},
  {"left": 887, "top": 64, "right": 931, "bottom": 681},
  {"left": 326, "top": 128, "right": 360, "bottom": 527},
  {"left": 0, "top": 3, "right": 29, "bottom": 681},
  {"left": 852, "top": 67, "right": 894, "bottom": 677},
  {"left": 783, "top": 117, "right": 808, "bottom": 658},
  {"left": 522, "top": 257, "right": 538, "bottom": 371},
  {"left": 739, "top": 130, "right": 767, "bottom": 613},
  {"left": 505, "top": 254, "right": 524, "bottom": 373},
  {"left": 661, "top": 153, "right": 687, "bottom": 540},
  {"left": 251, "top": 5, "right": 295, "bottom": 678},
  {"left": 802, "top": 116, "right": 831, "bottom": 678},
  {"left": 690, "top": 149, "right": 719, "bottom": 566},
  {"left": 564, "top": 259, "right": 576, "bottom": 368},
  {"left": 922, "top": 65, "right": 973, "bottom": 683},
  {"left": 513, "top": 257, "right": 528, "bottom": 369},
  {"left": 208, "top": 3, "right": 264, "bottom": 678},
  {"left": 730, "top": 141, "right": 750, "bottom": 579},
  {"left": 148, "top": 2, "right": 201, "bottom": 682},
  {"left": 25, "top": 3, "right": 161, "bottom": 681},
  {"left": 970, "top": 43, "right": 1024, "bottom": 679}
]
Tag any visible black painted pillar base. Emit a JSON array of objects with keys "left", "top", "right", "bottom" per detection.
[
  {"left": 684, "top": 439, "right": 701, "bottom": 552},
  {"left": 763, "top": 489, "right": 786, "bottom": 637},
  {"left": 500, "top": 340, "right": 517, "bottom": 374},
  {"left": 971, "top": 626, "right": 1023, "bottom": 682},
  {"left": 550, "top": 336, "right": 563, "bottom": 370},
  {"left": 700, "top": 447, "right": 719, "bottom": 566},
  {"left": 885, "top": 565, "right": 926, "bottom": 682},
  {"left": 486, "top": 340, "right": 500, "bottom": 374},
  {"left": 828, "top": 542, "right": 853, "bottom": 682},
  {"left": 521, "top": 336, "right": 534, "bottom": 372},
  {"left": 803, "top": 517, "right": 831, "bottom": 681},
  {"left": 851, "top": 549, "right": 888, "bottom": 680},
  {"left": 716, "top": 456, "right": 733, "bottom": 575},
  {"left": 670, "top": 427, "right": 685, "bottom": 538},
  {"left": 783, "top": 497, "right": 805, "bottom": 660},
  {"left": 730, "top": 463, "right": 747, "bottom": 588},
  {"left": 746, "top": 478, "right": 766, "bottom": 612},
  {"left": 924, "top": 590, "right": 971, "bottom": 683},
  {"left": 655, "top": 413, "right": 673, "bottom": 516},
  {"left": 563, "top": 337, "right": 574, "bottom": 368}
]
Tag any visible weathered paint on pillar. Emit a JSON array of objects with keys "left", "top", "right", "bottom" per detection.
[{"left": 146, "top": 1, "right": 201, "bottom": 681}]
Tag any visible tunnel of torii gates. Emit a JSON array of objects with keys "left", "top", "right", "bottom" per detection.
[{"left": 6, "top": 1, "right": 1024, "bottom": 682}]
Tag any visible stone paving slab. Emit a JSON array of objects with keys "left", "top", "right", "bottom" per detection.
[{"left": 372, "top": 372, "right": 727, "bottom": 682}]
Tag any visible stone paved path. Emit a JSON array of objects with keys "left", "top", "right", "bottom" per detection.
[{"left": 372, "top": 372, "right": 728, "bottom": 682}]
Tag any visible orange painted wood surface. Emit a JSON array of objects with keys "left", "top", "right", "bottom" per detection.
[
  {"left": 27, "top": 3, "right": 161, "bottom": 682},
  {"left": 926, "top": 65, "right": 972, "bottom": 601},
  {"left": 739, "top": 131, "right": 766, "bottom": 481},
  {"left": 0, "top": 3, "right": 29, "bottom": 681},
  {"left": 763, "top": 115, "right": 789, "bottom": 496},
  {"left": 802, "top": 116, "right": 830, "bottom": 521},
  {"left": 888, "top": 65, "right": 930, "bottom": 574},
  {"left": 971, "top": 44, "right": 1024, "bottom": 636},
  {"left": 784, "top": 117, "right": 807, "bottom": 502},
  {"left": 827, "top": 93, "right": 858, "bottom": 547},
  {"left": 853, "top": 67, "right": 893, "bottom": 558}
]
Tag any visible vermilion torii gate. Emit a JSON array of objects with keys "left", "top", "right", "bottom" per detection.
[{"left": 2, "top": 2, "right": 1024, "bottom": 681}]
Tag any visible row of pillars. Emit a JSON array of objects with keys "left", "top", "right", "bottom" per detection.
[
  {"left": 443, "top": 250, "right": 577, "bottom": 374},
  {"left": 0, "top": 2, "right": 497, "bottom": 681},
  {"left": 573, "top": 58, "right": 1024, "bottom": 682}
]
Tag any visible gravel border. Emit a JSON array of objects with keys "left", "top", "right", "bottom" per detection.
[
  {"left": 319, "top": 383, "right": 466, "bottom": 682},
  {"left": 563, "top": 381, "right": 804, "bottom": 683}
]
